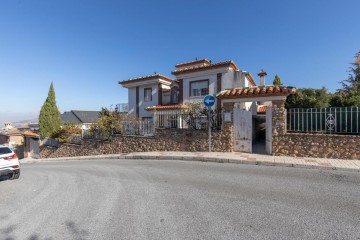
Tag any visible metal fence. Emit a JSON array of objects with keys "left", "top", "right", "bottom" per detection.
[
  {"left": 82, "top": 129, "right": 112, "bottom": 141},
  {"left": 120, "top": 120, "right": 154, "bottom": 136},
  {"left": 154, "top": 110, "right": 222, "bottom": 131},
  {"left": 287, "top": 107, "right": 360, "bottom": 135}
]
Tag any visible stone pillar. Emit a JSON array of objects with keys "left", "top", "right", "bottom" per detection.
[
  {"left": 272, "top": 100, "right": 286, "bottom": 136},
  {"left": 222, "top": 102, "right": 234, "bottom": 141},
  {"left": 271, "top": 100, "right": 286, "bottom": 155}
]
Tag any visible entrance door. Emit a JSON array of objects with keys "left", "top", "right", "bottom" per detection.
[
  {"left": 266, "top": 108, "right": 272, "bottom": 154},
  {"left": 30, "top": 138, "right": 40, "bottom": 159},
  {"left": 233, "top": 108, "right": 252, "bottom": 152}
]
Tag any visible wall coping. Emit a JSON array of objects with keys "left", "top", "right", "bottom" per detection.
[{"left": 285, "top": 132, "right": 360, "bottom": 138}]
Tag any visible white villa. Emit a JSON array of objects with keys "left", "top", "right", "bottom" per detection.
[{"left": 119, "top": 59, "right": 266, "bottom": 120}]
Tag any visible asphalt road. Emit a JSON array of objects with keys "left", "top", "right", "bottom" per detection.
[{"left": 1, "top": 159, "right": 360, "bottom": 240}]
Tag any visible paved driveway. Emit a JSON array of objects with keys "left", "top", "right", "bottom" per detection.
[{"left": 1, "top": 159, "right": 360, "bottom": 239}]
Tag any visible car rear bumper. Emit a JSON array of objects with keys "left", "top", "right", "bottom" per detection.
[{"left": 0, "top": 167, "right": 19, "bottom": 176}]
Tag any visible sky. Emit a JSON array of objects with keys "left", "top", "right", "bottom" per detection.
[{"left": 0, "top": 0, "right": 359, "bottom": 123}]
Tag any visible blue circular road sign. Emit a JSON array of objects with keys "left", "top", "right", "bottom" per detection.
[{"left": 203, "top": 95, "right": 216, "bottom": 107}]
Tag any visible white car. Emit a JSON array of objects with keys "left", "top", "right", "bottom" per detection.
[{"left": 0, "top": 146, "right": 20, "bottom": 180}]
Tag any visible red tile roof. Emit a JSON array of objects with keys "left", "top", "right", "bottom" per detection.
[
  {"left": 172, "top": 61, "right": 239, "bottom": 75},
  {"left": 119, "top": 74, "right": 174, "bottom": 85},
  {"left": 216, "top": 86, "right": 296, "bottom": 99},
  {"left": 175, "top": 59, "right": 211, "bottom": 68},
  {"left": 145, "top": 104, "right": 187, "bottom": 111},
  {"left": 23, "top": 131, "right": 40, "bottom": 138}
]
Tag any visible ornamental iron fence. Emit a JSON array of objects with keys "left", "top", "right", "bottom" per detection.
[{"left": 287, "top": 107, "right": 360, "bottom": 135}]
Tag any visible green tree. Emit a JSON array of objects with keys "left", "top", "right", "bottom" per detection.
[
  {"left": 51, "top": 122, "right": 82, "bottom": 143},
  {"left": 285, "top": 87, "right": 330, "bottom": 109},
  {"left": 90, "top": 108, "right": 128, "bottom": 139},
  {"left": 272, "top": 74, "right": 283, "bottom": 85},
  {"left": 331, "top": 51, "right": 360, "bottom": 107},
  {"left": 340, "top": 51, "right": 360, "bottom": 92},
  {"left": 39, "top": 83, "right": 61, "bottom": 138}
]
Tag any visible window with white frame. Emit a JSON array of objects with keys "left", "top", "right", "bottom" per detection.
[
  {"left": 190, "top": 80, "right": 209, "bottom": 97},
  {"left": 144, "top": 88, "right": 152, "bottom": 102}
]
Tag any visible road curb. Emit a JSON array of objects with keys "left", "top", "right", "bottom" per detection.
[{"left": 21, "top": 154, "right": 360, "bottom": 172}]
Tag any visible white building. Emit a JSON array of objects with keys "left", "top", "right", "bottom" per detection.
[{"left": 119, "top": 59, "right": 260, "bottom": 121}]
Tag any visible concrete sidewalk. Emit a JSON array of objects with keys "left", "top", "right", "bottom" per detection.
[{"left": 22, "top": 151, "right": 360, "bottom": 172}]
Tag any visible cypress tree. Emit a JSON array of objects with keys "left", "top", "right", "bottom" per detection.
[
  {"left": 39, "top": 82, "right": 61, "bottom": 138},
  {"left": 273, "top": 74, "right": 283, "bottom": 85}
]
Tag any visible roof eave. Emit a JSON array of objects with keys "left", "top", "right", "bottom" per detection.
[{"left": 171, "top": 62, "right": 239, "bottom": 76}]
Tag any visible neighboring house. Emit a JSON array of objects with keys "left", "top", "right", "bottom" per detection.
[
  {"left": 119, "top": 59, "right": 260, "bottom": 121},
  {"left": 119, "top": 74, "right": 174, "bottom": 120},
  {"left": 17, "top": 123, "right": 39, "bottom": 133},
  {"left": 0, "top": 128, "right": 23, "bottom": 146},
  {"left": 61, "top": 110, "right": 101, "bottom": 131},
  {"left": 3, "top": 122, "right": 13, "bottom": 130}
]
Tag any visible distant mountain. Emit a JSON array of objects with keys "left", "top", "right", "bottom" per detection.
[{"left": 11, "top": 118, "right": 38, "bottom": 127}]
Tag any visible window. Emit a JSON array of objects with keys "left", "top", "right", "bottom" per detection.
[
  {"left": 171, "top": 86, "right": 179, "bottom": 104},
  {"left": 144, "top": 88, "right": 152, "bottom": 102},
  {"left": 190, "top": 80, "right": 208, "bottom": 97}
]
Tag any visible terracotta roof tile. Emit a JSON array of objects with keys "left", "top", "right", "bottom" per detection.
[
  {"left": 119, "top": 74, "right": 174, "bottom": 85},
  {"left": 172, "top": 61, "right": 239, "bottom": 75},
  {"left": 175, "top": 59, "right": 211, "bottom": 68},
  {"left": 145, "top": 104, "right": 187, "bottom": 111},
  {"left": 23, "top": 131, "right": 40, "bottom": 138},
  {"left": 216, "top": 86, "right": 296, "bottom": 99}
]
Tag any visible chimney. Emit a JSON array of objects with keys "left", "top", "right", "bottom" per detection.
[{"left": 257, "top": 69, "right": 267, "bottom": 86}]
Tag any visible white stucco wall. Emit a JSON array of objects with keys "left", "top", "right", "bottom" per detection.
[
  {"left": 126, "top": 84, "right": 158, "bottom": 119},
  {"left": 182, "top": 74, "right": 217, "bottom": 104},
  {"left": 128, "top": 88, "right": 137, "bottom": 116},
  {"left": 244, "top": 76, "right": 251, "bottom": 87},
  {"left": 222, "top": 69, "right": 236, "bottom": 90},
  {"left": 139, "top": 84, "right": 158, "bottom": 118}
]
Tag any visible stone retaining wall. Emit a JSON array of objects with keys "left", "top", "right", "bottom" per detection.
[
  {"left": 40, "top": 127, "right": 233, "bottom": 159},
  {"left": 273, "top": 133, "right": 360, "bottom": 159},
  {"left": 271, "top": 100, "right": 360, "bottom": 160}
]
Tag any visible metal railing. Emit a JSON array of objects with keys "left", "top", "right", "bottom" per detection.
[
  {"left": 120, "top": 120, "right": 154, "bottom": 136},
  {"left": 82, "top": 129, "right": 112, "bottom": 140},
  {"left": 287, "top": 107, "right": 360, "bottom": 135},
  {"left": 154, "top": 110, "right": 222, "bottom": 131}
]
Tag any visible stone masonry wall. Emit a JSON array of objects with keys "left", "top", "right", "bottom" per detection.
[
  {"left": 273, "top": 133, "right": 360, "bottom": 159},
  {"left": 40, "top": 127, "right": 233, "bottom": 159},
  {"left": 272, "top": 100, "right": 360, "bottom": 160}
]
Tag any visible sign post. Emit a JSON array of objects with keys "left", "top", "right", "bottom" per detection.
[{"left": 203, "top": 95, "right": 216, "bottom": 152}]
